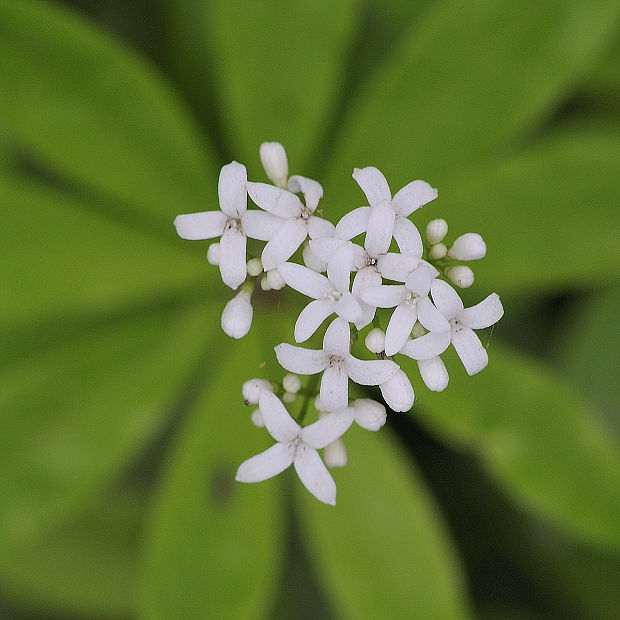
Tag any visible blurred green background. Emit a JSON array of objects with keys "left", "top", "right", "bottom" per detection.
[{"left": 2, "top": 1, "right": 620, "bottom": 618}]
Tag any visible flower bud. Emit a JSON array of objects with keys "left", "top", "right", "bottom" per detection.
[
  {"left": 260, "top": 276, "right": 271, "bottom": 291},
  {"left": 221, "top": 290, "right": 253, "bottom": 339},
  {"left": 379, "top": 370, "right": 414, "bottom": 412},
  {"left": 324, "top": 438, "right": 348, "bottom": 468},
  {"left": 417, "top": 358, "right": 449, "bottom": 392},
  {"left": 352, "top": 398, "right": 387, "bottom": 431},
  {"left": 428, "top": 242, "right": 447, "bottom": 260},
  {"left": 207, "top": 242, "right": 220, "bottom": 265},
  {"left": 259, "top": 142, "right": 289, "bottom": 188},
  {"left": 448, "top": 233, "right": 486, "bottom": 260},
  {"left": 242, "top": 378, "right": 273, "bottom": 405},
  {"left": 447, "top": 265, "right": 474, "bottom": 288},
  {"left": 246, "top": 257, "right": 263, "bottom": 277},
  {"left": 282, "top": 391, "right": 297, "bottom": 403},
  {"left": 365, "top": 328, "right": 386, "bottom": 353},
  {"left": 250, "top": 407, "right": 265, "bottom": 427},
  {"left": 314, "top": 394, "right": 325, "bottom": 412},
  {"left": 282, "top": 373, "right": 302, "bottom": 393},
  {"left": 426, "top": 219, "right": 448, "bottom": 244},
  {"left": 266, "top": 269, "right": 286, "bottom": 290}
]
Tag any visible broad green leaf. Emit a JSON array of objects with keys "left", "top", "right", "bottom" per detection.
[
  {"left": 0, "top": 0, "right": 216, "bottom": 227},
  {"left": 0, "top": 300, "right": 216, "bottom": 542},
  {"left": 323, "top": 0, "right": 620, "bottom": 209},
  {"left": 407, "top": 344, "right": 620, "bottom": 549},
  {"left": 422, "top": 130, "right": 620, "bottom": 293},
  {"left": 297, "top": 424, "right": 471, "bottom": 620},
  {"left": 204, "top": 0, "right": 362, "bottom": 168},
  {"left": 557, "top": 285, "right": 620, "bottom": 438},
  {"left": 1, "top": 179, "right": 209, "bottom": 326},
  {"left": 0, "top": 489, "right": 143, "bottom": 618},
  {"left": 140, "top": 331, "right": 284, "bottom": 620}
]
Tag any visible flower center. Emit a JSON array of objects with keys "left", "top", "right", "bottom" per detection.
[
  {"left": 449, "top": 317, "right": 463, "bottom": 333},
  {"left": 325, "top": 288, "right": 343, "bottom": 303},
  {"left": 327, "top": 355, "right": 345, "bottom": 368}
]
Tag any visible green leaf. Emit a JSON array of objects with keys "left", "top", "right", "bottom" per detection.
[
  {"left": 297, "top": 425, "right": 471, "bottom": 620},
  {"left": 323, "top": 0, "right": 620, "bottom": 209},
  {"left": 0, "top": 489, "right": 143, "bottom": 618},
  {"left": 0, "top": 300, "right": 216, "bottom": 542},
  {"left": 1, "top": 179, "right": 210, "bottom": 326},
  {"left": 408, "top": 344, "right": 620, "bottom": 549},
  {"left": 204, "top": 0, "right": 362, "bottom": 168},
  {"left": 0, "top": 0, "right": 216, "bottom": 225},
  {"left": 139, "top": 331, "right": 284, "bottom": 620}
]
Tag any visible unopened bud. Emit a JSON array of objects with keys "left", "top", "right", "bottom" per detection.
[
  {"left": 324, "top": 438, "right": 348, "bottom": 468},
  {"left": 207, "top": 242, "right": 220, "bottom": 265},
  {"left": 259, "top": 142, "right": 288, "bottom": 188},
  {"left": 365, "top": 328, "right": 386, "bottom": 353},
  {"left": 282, "top": 374, "right": 302, "bottom": 393},
  {"left": 448, "top": 233, "right": 486, "bottom": 260},
  {"left": 447, "top": 265, "right": 474, "bottom": 288},
  {"left": 242, "top": 378, "right": 273, "bottom": 405},
  {"left": 260, "top": 276, "right": 271, "bottom": 291},
  {"left": 428, "top": 242, "right": 447, "bottom": 260},
  {"left": 282, "top": 391, "right": 297, "bottom": 403},
  {"left": 246, "top": 257, "right": 263, "bottom": 277},
  {"left": 221, "top": 290, "right": 253, "bottom": 339},
  {"left": 352, "top": 398, "right": 387, "bottom": 431},
  {"left": 314, "top": 394, "right": 325, "bottom": 412},
  {"left": 250, "top": 407, "right": 265, "bottom": 427},
  {"left": 379, "top": 370, "right": 415, "bottom": 412},
  {"left": 426, "top": 219, "right": 448, "bottom": 244},
  {"left": 266, "top": 269, "right": 286, "bottom": 290}
]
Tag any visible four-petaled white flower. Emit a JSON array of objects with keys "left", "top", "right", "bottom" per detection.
[
  {"left": 175, "top": 162, "right": 282, "bottom": 289},
  {"left": 235, "top": 391, "right": 354, "bottom": 505},
  {"left": 275, "top": 317, "right": 399, "bottom": 411}
]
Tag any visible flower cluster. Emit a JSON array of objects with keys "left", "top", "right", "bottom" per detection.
[{"left": 174, "top": 142, "right": 503, "bottom": 505}]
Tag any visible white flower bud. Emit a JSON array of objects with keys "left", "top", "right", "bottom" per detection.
[
  {"left": 221, "top": 290, "right": 253, "bottom": 339},
  {"left": 365, "top": 328, "right": 386, "bottom": 353},
  {"left": 207, "top": 242, "right": 220, "bottom": 265},
  {"left": 417, "top": 358, "right": 449, "bottom": 392},
  {"left": 428, "top": 242, "right": 447, "bottom": 260},
  {"left": 426, "top": 219, "right": 448, "bottom": 244},
  {"left": 448, "top": 233, "right": 486, "bottom": 260},
  {"left": 282, "top": 391, "right": 297, "bottom": 403},
  {"left": 259, "top": 142, "right": 289, "bottom": 188},
  {"left": 303, "top": 242, "right": 327, "bottom": 273},
  {"left": 250, "top": 407, "right": 265, "bottom": 427},
  {"left": 379, "top": 370, "right": 414, "bottom": 412},
  {"left": 352, "top": 398, "right": 387, "bottom": 431},
  {"left": 260, "top": 275, "right": 271, "bottom": 291},
  {"left": 314, "top": 394, "right": 325, "bottom": 412},
  {"left": 246, "top": 257, "right": 263, "bottom": 277},
  {"left": 447, "top": 265, "right": 475, "bottom": 288},
  {"left": 242, "top": 378, "right": 273, "bottom": 405},
  {"left": 324, "top": 438, "right": 347, "bottom": 468},
  {"left": 266, "top": 269, "right": 286, "bottom": 290},
  {"left": 282, "top": 373, "right": 302, "bottom": 393}
]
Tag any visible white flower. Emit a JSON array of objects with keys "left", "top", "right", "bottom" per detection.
[
  {"left": 235, "top": 391, "right": 354, "bottom": 505},
  {"left": 275, "top": 317, "right": 399, "bottom": 411},
  {"left": 352, "top": 398, "right": 387, "bottom": 431},
  {"left": 380, "top": 369, "right": 415, "bottom": 412},
  {"left": 221, "top": 289, "right": 253, "bottom": 339},
  {"left": 259, "top": 142, "right": 289, "bottom": 188},
  {"left": 448, "top": 233, "right": 486, "bottom": 261},
  {"left": 360, "top": 265, "right": 448, "bottom": 356},
  {"left": 175, "top": 162, "right": 282, "bottom": 289},
  {"left": 247, "top": 176, "right": 334, "bottom": 271},
  {"left": 278, "top": 243, "right": 362, "bottom": 342},
  {"left": 351, "top": 166, "right": 437, "bottom": 255}
]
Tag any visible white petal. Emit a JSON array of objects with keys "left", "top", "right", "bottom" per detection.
[
  {"left": 259, "top": 391, "right": 301, "bottom": 442},
  {"left": 218, "top": 161, "right": 247, "bottom": 218},
  {"left": 391, "top": 179, "right": 438, "bottom": 217},
  {"left": 241, "top": 210, "right": 284, "bottom": 241},
  {"left": 335, "top": 206, "right": 371, "bottom": 240},
  {"left": 322, "top": 317, "right": 351, "bottom": 356},
  {"left": 417, "top": 296, "right": 451, "bottom": 332},
  {"left": 359, "top": 285, "right": 408, "bottom": 309},
  {"left": 392, "top": 216, "right": 423, "bottom": 257},
  {"left": 261, "top": 218, "right": 308, "bottom": 271},
  {"left": 320, "top": 364, "right": 349, "bottom": 411},
  {"left": 352, "top": 398, "right": 386, "bottom": 431},
  {"left": 259, "top": 142, "right": 288, "bottom": 187},
  {"left": 417, "top": 357, "right": 449, "bottom": 392},
  {"left": 288, "top": 175, "right": 323, "bottom": 212},
  {"left": 452, "top": 326, "right": 488, "bottom": 375},
  {"left": 246, "top": 182, "right": 302, "bottom": 218},
  {"left": 235, "top": 442, "right": 294, "bottom": 483},
  {"left": 301, "top": 408, "right": 354, "bottom": 448},
  {"left": 307, "top": 215, "right": 335, "bottom": 240},
  {"left": 278, "top": 261, "right": 330, "bottom": 299},
  {"left": 352, "top": 166, "right": 391, "bottom": 207},
  {"left": 352, "top": 268, "right": 382, "bottom": 328},
  {"left": 405, "top": 266, "right": 432, "bottom": 295},
  {"left": 309, "top": 237, "right": 347, "bottom": 264},
  {"left": 377, "top": 253, "right": 420, "bottom": 282},
  {"left": 379, "top": 369, "right": 414, "bottom": 412},
  {"left": 219, "top": 226, "right": 247, "bottom": 289},
  {"left": 400, "top": 331, "right": 452, "bottom": 360},
  {"left": 327, "top": 242, "right": 354, "bottom": 293},
  {"left": 174, "top": 211, "right": 227, "bottom": 240},
  {"left": 294, "top": 299, "right": 334, "bottom": 343},
  {"left": 346, "top": 356, "right": 399, "bottom": 386},
  {"left": 293, "top": 444, "right": 337, "bottom": 505},
  {"left": 384, "top": 302, "right": 418, "bottom": 356},
  {"left": 364, "top": 200, "right": 395, "bottom": 257},
  {"left": 275, "top": 343, "right": 327, "bottom": 375},
  {"left": 431, "top": 278, "right": 464, "bottom": 319},
  {"left": 335, "top": 293, "right": 362, "bottom": 324},
  {"left": 461, "top": 293, "right": 504, "bottom": 329},
  {"left": 221, "top": 291, "right": 253, "bottom": 339},
  {"left": 303, "top": 242, "right": 328, "bottom": 273}
]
